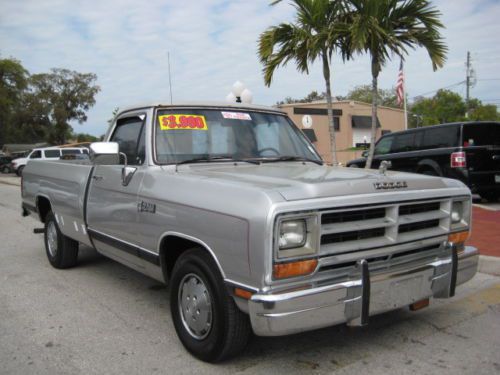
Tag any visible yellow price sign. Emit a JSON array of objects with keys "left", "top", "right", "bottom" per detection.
[{"left": 159, "top": 114, "right": 208, "bottom": 130}]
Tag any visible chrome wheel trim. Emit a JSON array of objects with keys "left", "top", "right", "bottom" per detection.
[
  {"left": 47, "top": 220, "right": 58, "bottom": 258},
  {"left": 178, "top": 273, "right": 213, "bottom": 340}
]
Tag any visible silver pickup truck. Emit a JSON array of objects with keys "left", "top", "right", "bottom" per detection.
[{"left": 22, "top": 102, "right": 479, "bottom": 362}]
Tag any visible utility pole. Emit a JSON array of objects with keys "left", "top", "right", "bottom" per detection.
[{"left": 464, "top": 51, "right": 476, "bottom": 118}]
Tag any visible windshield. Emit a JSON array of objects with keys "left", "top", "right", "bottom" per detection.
[{"left": 155, "top": 108, "right": 321, "bottom": 164}]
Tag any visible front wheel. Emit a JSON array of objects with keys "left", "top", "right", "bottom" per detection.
[
  {"left": 44, "top": 212, "right": 79, "bottom": 269},
  {"left": 16, "top": 165, "right": 24, "bottom": 177},
  {"left": 170, "top": 248, "right": 251, "bottom": 362}
]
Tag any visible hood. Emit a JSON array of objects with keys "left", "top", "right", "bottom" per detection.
[{"left": 176, "top": 162, "right": 457, "bottom": 201}]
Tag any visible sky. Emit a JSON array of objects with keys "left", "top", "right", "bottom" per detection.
[{"left": 1, "top": 0, "right": 499, "bottom": 136}]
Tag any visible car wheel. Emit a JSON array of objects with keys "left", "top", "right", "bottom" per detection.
[
  {"left": 480, "top": 192, "right": 498, "bottom": 202},
  {"left": 16, "top": 166, "right": 24, "bottom": 177},
  {"left": 421, "top": 169, "right": 439, "bottom": 176},
  {"left": 44, "top": 212, "right": 79, "bottom": 269},
  {"left": 170, "top": 248, "right": 251, "bottom": 362}
]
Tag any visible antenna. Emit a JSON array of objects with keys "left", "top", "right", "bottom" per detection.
[{"left": 167, "top": 51, "right": 173, "bottom": 105}]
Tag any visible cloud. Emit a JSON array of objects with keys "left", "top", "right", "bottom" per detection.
[{"left": 0, "top": 0, "right": 499, "bottom": 136}]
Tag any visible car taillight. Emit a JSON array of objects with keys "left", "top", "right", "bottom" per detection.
[{"left": 451, "top": 151, "right": 466, "bottom": 168}]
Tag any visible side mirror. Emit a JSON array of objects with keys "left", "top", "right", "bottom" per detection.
[{"left": 89, "top": 142, "right": 120, "bottom": 165}]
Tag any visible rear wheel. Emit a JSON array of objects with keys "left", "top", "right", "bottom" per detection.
[
  {"left": 44, "top": 212, "right": 79, "bottom": 269},
  {"left": 480, "top": 191, "right": 499, "bottom": 202},
  {"left": 170, "top": 248, "right": 251, "bottom": 362},
  {"left": 16, "top": 165, "right": 24, "bottom": 177}
]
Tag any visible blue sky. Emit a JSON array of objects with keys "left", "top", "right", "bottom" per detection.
[{"left": 1, "top": 0, "right": 499, "bottom": 136}]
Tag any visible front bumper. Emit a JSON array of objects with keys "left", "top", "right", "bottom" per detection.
[{"left": 248, "top": 245, "right": 479, "bottom": 336}]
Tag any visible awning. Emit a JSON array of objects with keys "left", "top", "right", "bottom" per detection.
[
  {"left": 302, "top": 129, "right": 317, "bottom": 142},
  {"left": 352, "top": 116, "right": 381, "bottom": 128}
]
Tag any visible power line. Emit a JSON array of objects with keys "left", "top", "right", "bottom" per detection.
[{"left": 412, "top": 81, "right": 465, "bottom": 99}]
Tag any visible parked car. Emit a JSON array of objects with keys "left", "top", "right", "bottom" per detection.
[
  {"left": 11, "top": 147, "right": 88, "bottom": 176},
  {"left": 0, "top": 156, "right": 13, "bottom": 173},
  {"left": 347, "top": 121, "right": 500, "bottom": 201},
  {"left": 22, "top": 102, "right": 478, "bottom": 362}
]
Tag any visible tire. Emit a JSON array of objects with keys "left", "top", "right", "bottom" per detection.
[
  {"left": 16, "top": 165, "right": 24, "bottom": 177},
  {"left": 44, "top": 212, "right": 79, "bottom": 269},
  {"left": 170, "top": 248, "right": 251, "bottom": 362},
  {"left": 480, "top": 191, "right": 499, "bottom": 202},
  {"left": 421, "top": 168, "right": 439, "bottom": 176}
]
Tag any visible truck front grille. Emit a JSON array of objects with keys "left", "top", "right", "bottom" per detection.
[{"left": 319, "top": 198, "right": 451, "bottom": 256}]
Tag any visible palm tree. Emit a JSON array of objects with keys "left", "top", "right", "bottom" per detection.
[
  {"left": 346, "top": 0, "right": 447, "bottom": 168},
  {"left": 258, "top": 0, "right": 350, "bottom": 165}
]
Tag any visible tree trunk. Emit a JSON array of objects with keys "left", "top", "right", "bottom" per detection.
[
  {"left": 322, "top": 53, "right": 337, "bottom": 165},
  {"left": 365, "top": 58, "right": 379, "bottom": 169}
]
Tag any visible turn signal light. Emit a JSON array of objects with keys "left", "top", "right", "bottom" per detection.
[
  {"left": 448, "top": 231, "right": 469, "bottom": 244},
  {"left": 234, "top": 288, "right": 253, "bottom": 300},
  {"left": 410, "top": 298, "right": 429, "bottom": 311},
  {"left": 273, "top": 259, "right": 318, "bottom": 279}
]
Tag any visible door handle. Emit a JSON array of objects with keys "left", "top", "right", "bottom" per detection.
[{"left": 92, "top": 175, "right": 103, "bottom": 181}]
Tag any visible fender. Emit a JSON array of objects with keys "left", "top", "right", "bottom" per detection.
[
  {"left": 417, "top": 159, "right": 442, "bottom": 175},
  {"left": 157, "top": 231, "right": 226, "bottom": 279}
]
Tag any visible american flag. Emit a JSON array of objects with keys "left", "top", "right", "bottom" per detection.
[{"left": 396, "top": 60, "right": 405, "bottom": 107}]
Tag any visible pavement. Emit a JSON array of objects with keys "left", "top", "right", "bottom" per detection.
[{"left": 1, "top": 177, "right": 500, "bottom": 374}]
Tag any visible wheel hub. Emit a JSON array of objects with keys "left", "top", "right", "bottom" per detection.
[
  {"left": 47, "top": 221, "right": 58, "bottom": 257},
  {"left": 178, "top": 273, "right": 212, "bottom": 340}
]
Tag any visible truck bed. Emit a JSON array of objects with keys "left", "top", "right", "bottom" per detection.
[{"left": 23, "top": 159, "right": 94, "bottom": 246}]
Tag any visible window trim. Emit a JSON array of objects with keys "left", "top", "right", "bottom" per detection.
[
  {"left": 109, "top": 112, "right": 147, "bottom": 166},
  {"left": 152, "top": 106, "right": 321, "bottom": 166}
]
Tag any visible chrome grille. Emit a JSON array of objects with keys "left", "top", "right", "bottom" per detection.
[{"left": 319, "top": 198, "right": 451, "bottom": 255}]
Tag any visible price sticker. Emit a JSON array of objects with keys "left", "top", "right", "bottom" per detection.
[{"left": 159, "top": 114, "right": 208, "bottom": 130}]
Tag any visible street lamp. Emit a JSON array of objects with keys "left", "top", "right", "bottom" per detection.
[{"left": 227, "top": 81, "right": 253, "bottom": 104}]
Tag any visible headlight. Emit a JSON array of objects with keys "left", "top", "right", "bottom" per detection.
[
  {"left": 279, "top": 220, "right": 306, "bottom": 249},
  {"left": 275, "top": 215, "right": 319, "bottom": 260},
  {"left": 451, "top": 201, "right": 462, "bottom": 223},
  {"left": 450, "top": 197, "right": 470, "bottom": 231}
]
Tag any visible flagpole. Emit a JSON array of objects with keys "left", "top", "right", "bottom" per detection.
[{"left": 403, "top": 64, "right": 408, "bottom": 130}]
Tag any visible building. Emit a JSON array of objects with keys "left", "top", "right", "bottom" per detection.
[{"left": 279, "top": 100, "right": 405, "bottom": 165}]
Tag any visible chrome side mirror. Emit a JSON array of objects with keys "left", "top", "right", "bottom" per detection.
[{"left": 89, "top": 142, "right": 120, "bottom": 165}]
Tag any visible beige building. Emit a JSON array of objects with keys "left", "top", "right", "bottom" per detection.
[{"left": 279, "top": 101, "right": 405, "bottom": 165}]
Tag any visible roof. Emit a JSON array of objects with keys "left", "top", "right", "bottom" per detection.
[
  {"left": 278, "top": 100, "right": 405, "bottom": 112},
  {"left": 382, "top": 121, "right": 500, "bottom": 137},
  {"left": 117, "top": 101, "right": 286, "bottom": 116}
]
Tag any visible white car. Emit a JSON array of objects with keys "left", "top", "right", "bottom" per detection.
[{"left": 11, "top": 147, "right": 88, "bottom": 176}]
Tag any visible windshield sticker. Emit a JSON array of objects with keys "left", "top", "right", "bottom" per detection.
[
  {"left": 159, "top": 114, "right": 208, "bottom": 130},
  {"left": 221, "top": 112, "right": 252, "bottom": 121}
]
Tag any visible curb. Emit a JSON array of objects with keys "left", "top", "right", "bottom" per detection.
[
  {"left": 0, "top": 180, "right": 20, "bottom": 187},
  {"left": 479, "top": 255, "right": 500, "bottom": 276}
]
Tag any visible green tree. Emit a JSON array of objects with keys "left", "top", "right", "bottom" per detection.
[
  {"left": 411, "top": 89, "right": 465, "bottom": 126},
  {"left": 276, "top": 90, "right": 326, "bottom": 105},
  {"left": 258, "top": 0, "right": 350, "bottom": 164},
  {"left": 29, "top": 68, "right": 100, "bottom": 144},
  {"left": 0, "top": 57, "right": 29, "bottom": 144},
  {"left": 343, "top": 84, "right": 398, "bottom": 107},
  {"left": 347, "top": 0, "right": 447, "bottom": 168},
  {"left": 410, "top": 90, "right": 499, "bottom": 126}
]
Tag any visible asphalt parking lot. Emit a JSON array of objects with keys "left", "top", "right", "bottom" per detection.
[{"left": 1, "top": 179, "right": 499, "bottom": 374}]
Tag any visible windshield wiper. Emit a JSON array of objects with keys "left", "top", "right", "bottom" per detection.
[
  {"left": 259, "top": 156, "right": 323, "bottom": 165},
  {"left": 176, "top": 155, "right": 260, "bottom": 166}
]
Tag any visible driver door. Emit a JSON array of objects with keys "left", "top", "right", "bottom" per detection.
[{"left": 87, "top": 114, "right": 147, "bottom": 266}]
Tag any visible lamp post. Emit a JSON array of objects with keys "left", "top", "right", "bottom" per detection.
[{"left": 226, "top": 81, "right": 253, "bottom": 104}]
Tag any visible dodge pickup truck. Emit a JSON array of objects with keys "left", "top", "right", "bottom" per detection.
[{"left": 21, "top": 102, "right": 479, "bottom": 362}]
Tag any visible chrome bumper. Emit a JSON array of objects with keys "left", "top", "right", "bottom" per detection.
[{"left": 248, "top": 245, "right": 479, "bottom": 336}]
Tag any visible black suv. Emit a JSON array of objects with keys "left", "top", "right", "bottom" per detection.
[
  {"left": 347, "top": 121, "right": 500, "bottom": 201},
  {"left": 0, "top": 156, "right": 13, "bottom": 174}
]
